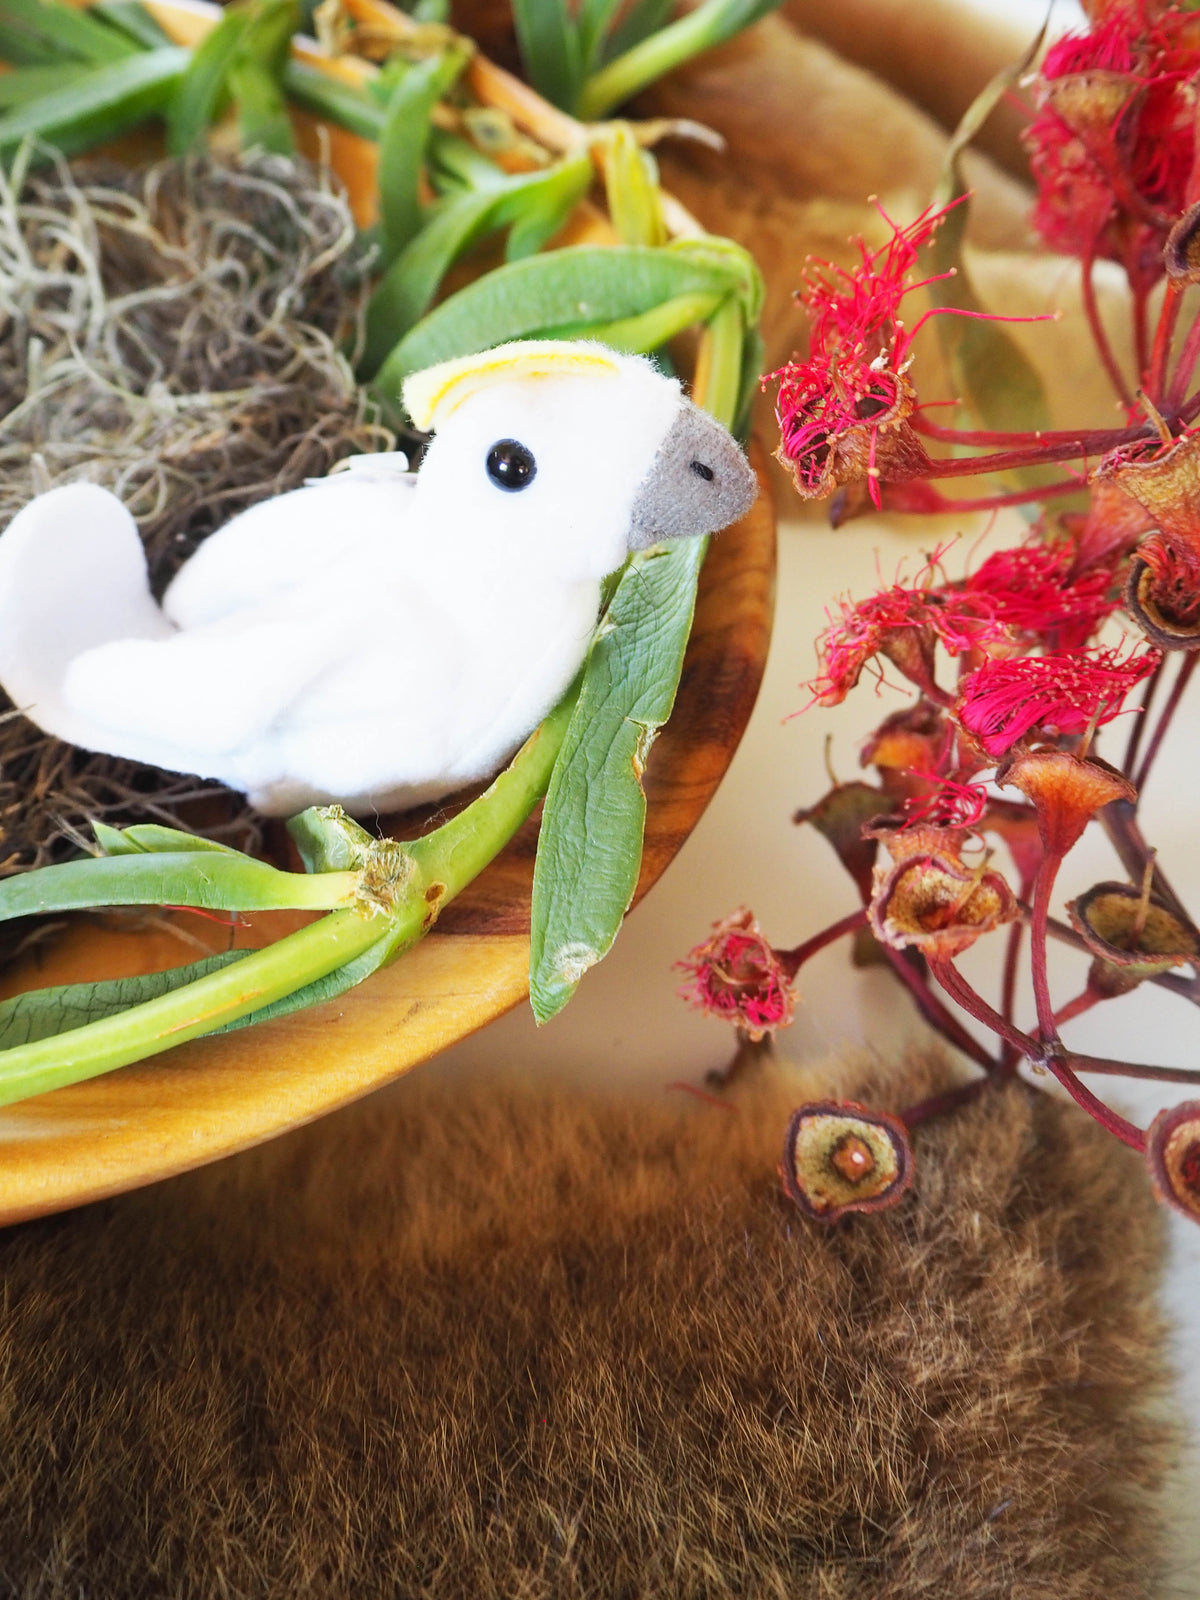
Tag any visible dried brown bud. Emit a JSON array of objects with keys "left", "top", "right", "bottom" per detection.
[
  {"left": 1146, "top": 1101, "right": 1200, "bottom": 1224},
  {"left": 1166, "top": 201, "right": 1200, "bottom": 282},
  {"left": 782, "top": 1100, "right": 913, "bottom": 1222},
  {"left": 1125, "top": 549, "right": 1200, "bottom": 650},
  {"left": 999, "top": 748, "right": 1136, "bottom": 857},
  {"left": 795, "top": 782, "right": 889, "bottom": 903},
  {"left": 1099, "top": 429, "right": 1200, "bottom": 548},
  {"left": 867, "top": 828, "right": 1018, "bottom": 961}
]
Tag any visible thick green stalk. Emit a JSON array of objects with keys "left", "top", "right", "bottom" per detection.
[{"left": 0, "top": 677, "right": 581, "bottom": 1107}]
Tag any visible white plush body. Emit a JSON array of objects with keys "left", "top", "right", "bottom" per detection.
[{"left": 0, "top": 343, "right": 754, "bottom": 816}]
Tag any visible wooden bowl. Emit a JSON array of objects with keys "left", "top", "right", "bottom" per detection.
[{"left": 0, "top": 3, "right": 777, "bottom": 1224}]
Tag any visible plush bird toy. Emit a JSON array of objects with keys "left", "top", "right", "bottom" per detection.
[{"left": 0, "top": 341, "right": 755, "bottom": 817}]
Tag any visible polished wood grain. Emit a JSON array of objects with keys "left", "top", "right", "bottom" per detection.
[{"left": 0, "top": 454, "right": 775, "bottom": 1225}]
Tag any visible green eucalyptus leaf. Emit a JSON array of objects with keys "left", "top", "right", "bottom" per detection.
[
  {"left": 377, "top": 43, "right": 471, "bottom": 266},
  {"left": 0, "top": 46, "right": 186, "bottom": 158},
  {"left": 925, "top": 26, "right": 1051, "bottom": 450},
  {"left": 0, "top": 0, "right": 137, "bottom": 66},
  {"left": 511, "top": 0, "right": 582, "bottom": 113},
  {"left": 529, "top": 535, "right": 705, "bottom": 1023},
  {"left": 372, "top": 243, "right": 740, "bottom": 409},
  {"left": 0, "top": 952, "right": 250, "bottom": 1050}
]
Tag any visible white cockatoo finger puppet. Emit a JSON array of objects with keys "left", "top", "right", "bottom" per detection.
[{"left": 0, "top": 340, "right": 756, "bottom": 817}]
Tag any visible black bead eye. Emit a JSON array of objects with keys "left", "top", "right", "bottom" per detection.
[{"left": 486, "top": 439, "right": 537, "bottom": 491}]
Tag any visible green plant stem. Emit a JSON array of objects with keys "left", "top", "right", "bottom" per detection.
[{"left": 0, "top": 677, "right": 581, "bottom": 1107}]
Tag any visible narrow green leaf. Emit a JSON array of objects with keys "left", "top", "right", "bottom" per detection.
[
  {"left": 0, "top": 850, "right": 358, "bottom": 921},
  {"left": 0, "top": 45, "right": 186, "bottom": 158},
  {"left": 511, "top": 0, "right": 582, "bottom": 112},
  {"left": 576, "top": 0, "right": 623, "bottom": 75},
  {"left": 281, "top": 58, "right": 386, "bottom": 140},
  {"left": 599, "top": 0, "right": 671, "bottom": 66},
  {"left": 377, "top": 43, "right": 471, "bottom": 266},
  {"left": 0, "top": 952, "right": 250, "bottom": 1050},
  {"left": 371, "top": 243, "right": 740, "bottom": 408},
  {"left": 0, "top": 0, "right": 137, "bottom": 66},
  {"left": 601, "top": 122, "right": 666, "bottom": 247},
  {"left": 111, "top": 822, "right": 252, "bottom": 855},
  {"left": 529, "top": 537, "right": 705, "bottom": 1022},
  {"left": 92, "top": 0, "right": 173, "bottom": 49},
  {"left": 230, "top": 54, "right": 295, "bottom": 153},
  {"left": 164, "top": 7, "right": 249, "bottom": 154},
  {"left": 0, "top": 62, "right": 81, "bottom": 109},
  {"left": 361, "top": 153, "right": 592, "bottom": 376},
  {"left": 579, "top": 0, "right": 783, "bottom": 120},
  {"left": 538, "top": 288, "right": 725, "bottom": 352}
]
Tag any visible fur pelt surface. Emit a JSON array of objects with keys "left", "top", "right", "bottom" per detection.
[{"left": 0, "top": 1055, "right": 1167, "bottom": 1599}]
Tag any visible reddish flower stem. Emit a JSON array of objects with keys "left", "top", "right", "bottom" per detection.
[
  {"left": 1053, "top": 989, "right": 1102, "bottom": 1028},
  {"left": 891, "top": 479, "right": 1083, "bottom": 516},
  {"left": 922, "top": 443, "right": 1097, "bottom": 478},
  {"left": 1068, "top": 1051, "right": 1200, "bottom": 1086},
  {"left": 1082, "top": 249, "right": 1134, "bottom": 408},
  {"left": 930, "top": 960, "right": 1147, "bottom": 1151},
  {"left": 1040, "top": 1051, "right": 1147, "bottom": 1150},
  {"left": 900, "top": 1075, "right": 994, "bottom": 1130},
  {"left": 1132, "top": 283, "right": 1151, "bottom": 392},
  {"left": 883, "top": 948, "right": 999, "bottom": 1072},
  {"left": 1147, "top": 280, "right": 1182, "bottom": 402},
  {"left": 1121, "top": 655, "right": 1164, "bottom": 780},
  {"left": 999, "top": 918, "right": 1025, "bottom": 1074},
  {"left": 776, "top": 907, "right": 867, "bottom": 979},
  {"left": 928, "top": 957, "right": 1038, "bottom": 1060},
  {"left": 1134, "top": 652, "right": 1199, "bottom": 794},
  {"left": 910, "top": 415, "right": 1154, "bottom": 453},
  {"left": 1029, "top": 851, "right": 1064, "bottom": 1050}
]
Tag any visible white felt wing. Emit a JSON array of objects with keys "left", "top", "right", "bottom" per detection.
[
  {"left": 164, "top": 476, "right": 419, "bottom": 630},
  {"left": 0, "top": 483, "right": 173, "bottom": 751},
  {"left": 61, "top": 600, "right": 362, "bottom": 772}
]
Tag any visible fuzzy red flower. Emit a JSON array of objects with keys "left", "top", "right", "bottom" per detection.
[
  {"left": 966, "top": 538, "right": 1119, "bottom": 650},
  {"left": 769, "top": 202, "right": 962, "bottom": 503},
  {"left": 956, "top": 646, "right": 1160, "bottom": 757},
  {"left": 811, "top": 581, "right": 1000, "bottom": 707},
  {"left": 677, "top": 908, "right": 794, "bottom": 1040},
  {"left": 1024, "top": 4, "right": 1200, "bottom": 290}
]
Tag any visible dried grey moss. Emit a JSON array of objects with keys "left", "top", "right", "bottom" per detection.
[{"left": 0, "top": 145, "right": 396, "bottom": 873}]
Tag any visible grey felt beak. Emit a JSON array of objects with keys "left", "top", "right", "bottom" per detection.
[{"left": 627, "top": 398, "right": 758, "bottom": 552}]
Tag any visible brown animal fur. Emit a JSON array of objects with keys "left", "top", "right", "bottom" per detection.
[{"left": 0, "top": 1055, "right": 1167, "bottom": 1598}]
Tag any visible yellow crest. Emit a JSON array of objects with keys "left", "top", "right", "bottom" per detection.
[{"left": 402, "top": 341, "right": 623, "bottom": 432}]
